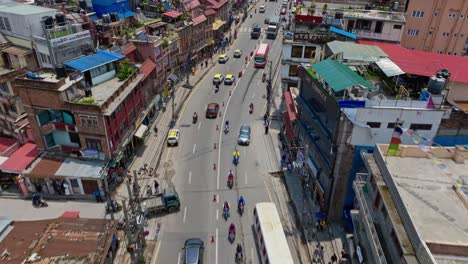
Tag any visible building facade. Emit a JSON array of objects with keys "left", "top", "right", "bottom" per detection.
[{"left": 401, "top": 0, "right": 468, "bottom": 56}]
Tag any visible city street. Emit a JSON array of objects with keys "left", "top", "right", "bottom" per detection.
[{"left": 153, "top": 2, "right": 306, "bottom": 264}]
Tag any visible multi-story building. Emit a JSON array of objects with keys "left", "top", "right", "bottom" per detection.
[
  {"left": 401, "top": 0, "right": 468, "bottom": 56},
  {"left": 351, "top": 144, "right": 468, "bottom": 263},
  {"left": 285, "top": 58, "right": 447, "bottom": 221}
]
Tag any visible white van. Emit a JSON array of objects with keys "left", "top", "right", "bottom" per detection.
[{"left": 259, "top": 5, "right": 266, "bottom": 13}]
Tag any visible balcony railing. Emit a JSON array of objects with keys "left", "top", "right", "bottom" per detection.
[{"left": 353, "top": 175, "right": 388, "bottom": 264}]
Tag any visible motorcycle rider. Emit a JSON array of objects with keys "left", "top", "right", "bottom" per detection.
[
  {"left": 249, "top": 102, "right": 254, "bottom": 113},
  {"left": 225, "top": 120, "right": 230, "bottom": 132},
  {"left": 228, "top": 170, "right": 234, "bottom": 183},
  {"left": 229, "top": 223, "right": 236, "bottom": 234},
  {"left": 238, "top": 196, "right": 245, "bottom": 207},
  {"left": 236, "top": 243, "right": 244, "bottom": 258},
  {"left": 193, "top": 112, "right": 198, "bottom": 122},
  {"left": 223, "top": 201, "right": 230, "bottom": 211}
]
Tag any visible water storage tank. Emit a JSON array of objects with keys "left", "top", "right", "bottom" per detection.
[
  {"left": 43, "top": 16, "right": 54, "bottom": 28},
  {"left": 56, "top": 13, "right": 66, "bottom": 26},
  {"left": 392, "top": 1, "right": 400, "bottom": 11},
  {"left": 102, "top": 14, "right": 111, "bottom": 24},
  {"left": 79, "top": 0, "right": 87, "bottom": 10},
  {"left": 110, "top": 12, "right": 119, "bottom": 22},
  {"left": 55, "top": 64, "right": 67, "bottom": 79},
  {"left": 334, "top": 12, "right": 343, "bottom": 19},
  {"left": 428, "top": 76, "right": 446, "bottom": 94}
]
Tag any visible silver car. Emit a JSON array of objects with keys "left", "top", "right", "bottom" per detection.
[{"left": 238, "top": 125, "right": 251, "bottom": 145}]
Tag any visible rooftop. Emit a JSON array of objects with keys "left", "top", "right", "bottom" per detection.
[
  {"left": 376, "top": 144, "right": 468, "bottom": 261},
  {"left": 327, "top": 40, "right": 388, "bottom": 62},
  {"left": 342, "top": 9, "right": 406, "bottom": 23},
  {"left": 0, "top": 3, "right": 55, "bottom": 16},
  {"left": 64, "top": 50, "right": 124, "bottom": 73},
  {"left": 0, "top": 218, "right": 117, "bottom": 264},
  {"left": 16, "top": 69, "right": 82, "bottom": 92}
]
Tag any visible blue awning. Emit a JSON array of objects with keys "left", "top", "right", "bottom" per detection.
[
  {"left": 163, "top": 1, "right": 171, "bottom": 11},
  {"left": 118, "top": 10, "right": 136, "bottom": 19},
  {"left": 330, "top": 26, "right": 357, "bottom": 40},
  {"left": 64, "top": 50, "right": 124, "bottom": 72}
]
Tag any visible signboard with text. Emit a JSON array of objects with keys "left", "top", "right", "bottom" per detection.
[
  {"left": 50, "top": 31, "right": 91, "bottom": 47},
  {"left": 293, "top": 32, "right": 335, "bottom": 44}
]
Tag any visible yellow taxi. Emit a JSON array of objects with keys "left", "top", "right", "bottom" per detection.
[
  {"left": 213, "top": 73, "right": 225, "bottom": 84},
  {"left": 218, "top": 54, "right": 229, "bottom": 63},
  {"left": 167, "top": 129, "right": 180, "bottom": 146},
  {"left": 224, "top": 74, "right": 235, "bottom": 85}
]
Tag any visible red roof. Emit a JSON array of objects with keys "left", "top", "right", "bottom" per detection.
[
  {"left": 0, "top": 137, "right": 17, "bottom": 154},
  {"left": 163, "top": 10, "right": 182, "bottom": 18},
  {"left": 359, "top": 40, "right": 468, "bottom": 84},
  {"left": 205, "top": 0, "right": 227, "bottom": 9},
  {"left": 284, "top": 91, "right": 297, "bottom": 123},
  {"left": 184, "top": 0, "right": 200, "bottom": 11},
  {"left": 140, "top": 59, "right": 156, "bottom": 80},
  {"left": 122, "top": 44, "right": 136, "bottom": 55},
  {"left": 192, "top": 14, "right": 207, "bottom": 26},
  {"left": 0, "top": 142, "right": 40, "bottom": 173},
  {"left": 204, "top": 8, "right": 216, "bottom": 16}
]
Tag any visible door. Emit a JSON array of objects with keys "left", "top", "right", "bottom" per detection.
[{"left": 81, "top": 179, "right": 99, "bottom": 194}]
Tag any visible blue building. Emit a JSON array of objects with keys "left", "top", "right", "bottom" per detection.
[{"left": 92, "top": 0, "right": 135, "bottom": 19}]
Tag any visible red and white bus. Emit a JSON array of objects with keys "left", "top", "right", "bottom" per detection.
[
  {"left": 253, "top": 203, "right": 294, "bottom": 264},
  {"left": 254, "top": 43, "right": 269, "bottom": 68}
]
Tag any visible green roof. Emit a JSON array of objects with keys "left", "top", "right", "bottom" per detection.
[{"left": 310, "top": 59, "right": 373, "bottom": 93}]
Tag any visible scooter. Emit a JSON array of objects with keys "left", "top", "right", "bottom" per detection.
[
  {"left": 233, "top": 156, "right": 239, "bottom": 166},
  {"left": 228, "top": 177, "right": 234, "bottom": 189},
  {"left": 238, "top": 203, "right": 244, "bottom": 216},
  {"left": 223, "top": 208, "right": 230, "bottom": 220},
  {"left": 193, "top": 113, "right": 198, "bottom": 124},
  {"left": 228, "top": 229, "right": 236, "bottom": 243},
  {"left": 32, "top": 193, "right": 48, "bottom": 208},
  {"left": 224, "top": 125, "right": 229, "bottom": 134},
  {"left": 215, "top": 84, "right": 220, "bottom": 93},
  {"left": 249, "top": 105, "right": 254, "bottom": 114}
]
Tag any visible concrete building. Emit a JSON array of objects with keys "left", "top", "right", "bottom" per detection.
[
  {"left": 401, "top": 0, "right": 468, "bottom": 56},
  {"left": 0, "top": 216, "right": 119, "bottom": 263},
  {"left": 284, "top": 57, "right": 448, "bottom": 221},
  {"left": 351, "top": 144, "right": 468, "bottom": 264}
]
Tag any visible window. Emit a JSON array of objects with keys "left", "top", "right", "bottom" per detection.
[
  {"left": 39, "top": 53, "right": 51, "bottom": 65},
  {"left": 407, "top": 29, "right": 419, "bottom": 36},
  {"left": 3, "top": 17, "right": 11, "bottom": 31},
  {"left": 44, "top": 133, "right": 55, "bottom": 148},
  {"left": 355, "top": 19, "right": 372, "bottom": 30},
  {"left": 90, "top": 63, "right": 114, "bottom": 78},
  {"left": 288, "top": 65, "right": 299, "bottom": 77},
  {"left": 409, "top": 123, "right": 432, "bottom": 130},
  {"left": 0, "top": 82, "right": 9, "bottom": 95},
  {"left": 8, "top": 104, "right": 17, "bottom": 113},
  {"left": 69, "top": 132, "right": 80, "bottom": 144},
  {"left": 367, "top": 122, "right": 381, "bottom": 128},
  {"left": 291, "top": 46, "right": 303, "bottom": 58},
  {"left": 80, "top": 115, "right": 98, "bottom": 129},
  {"left": 86, "top": 138, "right": 102, "bottom": 151},
  {"left": 428, "top": 31, "right": 432, "bottom": 35},
  {"left": 412, "top": 10, "right": 424, "bottom": 17},
  {"left": 387, "top": 122, "right": 403, "bottom": 129},
  {"left": 303, "top": 46, "right": 316, "bottom": 59},
  {"left": 116, "top": 103, "right": 124, "bottom": 113},
  {"left": 393, "top": 24, "right": 402, "bottom": 29},
  {"left": 443, "top": 32, "right": 450, "bottom": 36},
  {"left": 0, "top": 17, "right": 5, "bottom": 30}
]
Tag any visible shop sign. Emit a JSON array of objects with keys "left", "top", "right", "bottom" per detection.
[
  {"left": 83, "top": 148, "right": 99, "bottom": 159},
  {"left": 293, "top": 32, "right": 331, "bottom": 43},
  {"left": 50, "top": 31, "right": 91, "bottom": 47}
]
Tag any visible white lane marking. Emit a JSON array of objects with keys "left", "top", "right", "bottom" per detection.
[
  {"left": 245, "top": 172, "right": 248, "bottom": 185},
  {"left": 188, "top": 171, "right": 192, "bottom": 184},
  {"left": 197, "top": 122, "right": 202, "bottom": 130},
  {"left": 216, "top": 208, "right": 219, "bottom": 221},
  {"left": 251, "top": 248, "right": 255, "bottom": 264},
  {"left": 183, "top": 206, "right": 187, "bottom": 223},
  {"left": 215, "top": 228, "right": 219, "bottom": 264},
  {"left": 178, "top": 252, "right": 181, "bottom": 264},
  {"left": 192, "top": 144, "right": 196, "bottom": 154}
]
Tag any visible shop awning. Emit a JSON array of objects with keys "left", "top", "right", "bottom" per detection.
[
  {"left": 23, "top": 158, "right": 64, "bottom": 179},
  {"left": 55, "top": 158, "right": 105, "bottom": 179},
  {"left": 135, "top": 124, "right": 148, "bottom": 139},
  {"left": 212, "top": 19, "right": 226, "bottom": 30},
  {"left": 282, "top": 112, "right": 295, "bottom": 143},
  {"left": 284, "top": 91, "right": 297, "bottom": 122},
  {"left": 0, "top": 142, "right": 40, "bottom": 174}
]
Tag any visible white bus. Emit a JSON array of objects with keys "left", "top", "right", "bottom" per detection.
[{"left": 253, "top": 202, "right": 294, "bottom": 264}]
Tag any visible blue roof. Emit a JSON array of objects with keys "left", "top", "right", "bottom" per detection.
[
  {"left": 163, "top": 1, "right": 171, "bottom": 11},
  {"left": 330, "top": 26, "right": 357, "bottom": 40},
  {"left": 118, "top": 10, "right": 136, "bottom": 19},
  {"left": 64, "top": 50, "right": 124, "bottom": 72}
]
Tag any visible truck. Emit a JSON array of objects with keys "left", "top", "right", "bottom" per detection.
[
  {"left": 266, "top": 25, "right": 278, "bottom": 39},
  {"left": 142, "top": 191, "right": 181, "bottom": 216},
  {"left": 268, "top": 16, "right": 280, "bottom": 26},
  {"left": 251, "top": 24, "right": 261, "bottom": 39}
]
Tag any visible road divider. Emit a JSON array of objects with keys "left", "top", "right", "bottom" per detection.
[{"left": 183, "top": 206, "right": 187, "bottom": 223}]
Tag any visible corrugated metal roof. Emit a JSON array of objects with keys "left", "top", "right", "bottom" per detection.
[
  {"left": 327, "top": 41, "right": 387, "bottom": 62},
  {"left": 375, "top": 58, "right": 405, "bottom": 77},
  {"left": 0, "top": 4, "right": 55, "bottom": 16},
  {"left": 311, "top": 59, "right": 373, "bottom": 92},
  {"left": 64, "top": 49, "right": 124, "bottom": 72},
  {"left": 0, "top": 142, "right": 40, "bottom": 173},
  {"left": 55, "top": 158, "right": 105, "bottom": 179}
]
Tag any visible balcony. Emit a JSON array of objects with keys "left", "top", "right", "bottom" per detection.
[
  {"left": 40, "top": 122, "right": 77, "bottom": 134},
  {"left": 353, "top": 174, "right": 388, "bottom": 264},
  {"left": 351, "top": 29, "right": 401, "bottom": 43}
]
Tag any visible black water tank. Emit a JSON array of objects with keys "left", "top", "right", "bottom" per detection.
[
  {"left": 79, "top": 0, "right": 87, "bottom": 10},
  {"left": 334, "top": 12, "right": 343, "bottom": 19},
  {"left": 44, "top": 16, "right": 54, "bottom": 28},
  {"left": 56, "top": 13, "right": 66, "bottom": 26},
  {"left": 110, "top": 12, "right": 118, "bottom": 22},
  {"left": 55, "top": 64, "right": 67, "bottom": 79}
]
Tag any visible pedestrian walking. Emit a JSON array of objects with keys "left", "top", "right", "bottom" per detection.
[
  {"left": 154, "top": 180, "right": 160, "bottom": 193},
  {"left": 319, "top": 246, "right": 325, "bottom": 261},
  {"left": 313, "top": 245, "right": 320, "bottom": 262},
  {"left": 331, "top": 254, "right": 338, "bottom": 263},
  {"left": 94, "top": 190, "right": 103, "bottom": 202},
  {"left": 205, "top": 60, "right": 208, "bottom": 67}
]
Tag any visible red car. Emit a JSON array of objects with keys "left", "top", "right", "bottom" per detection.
[
  {"left": 280, "top": 8, "right": 287, "bottom": 15},
  {"left": 206, "top": 103, "right": 220, "bottom": 118}
]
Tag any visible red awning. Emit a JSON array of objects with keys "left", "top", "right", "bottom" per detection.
[
  {"left": 163, "top": 11, "right": 182, "bottom": 18},
  {"left": 282, "top": 112, "right": 295, "bottom": 143},
  {"left": 284, "top": 91, "right": 297, "bottom": 122},
  {"left": 0, "top": 142, "right": 40, "bottom": 174}
]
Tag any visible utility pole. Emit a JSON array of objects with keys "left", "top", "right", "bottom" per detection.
[
  {"left": 123, "top": 170, "right": 146, "bottom": 264},
  {"left": 265, "top": 60, "right": 273, "bottom": 118},
  {"left": 182, "top": 26, "right": 193, "bottom": 89}
]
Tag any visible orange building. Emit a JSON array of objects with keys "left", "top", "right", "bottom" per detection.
[{"left": 401, "top": 0, "right": 468, "bottom": 56}]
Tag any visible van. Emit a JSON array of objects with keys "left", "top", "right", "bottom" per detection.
[
  {"left": 269, "top": 16, "right": 280, "bottom": 26},
  {"left": 259, "top": 5, "right": 265, "bottom": 13}
]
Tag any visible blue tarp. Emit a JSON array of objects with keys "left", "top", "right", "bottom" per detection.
[
  {"left": 92, "top": 0, "right": 132, "bottom": 17},
  {"left": 118, "top": 10, "right": 136, "bottom": 19},
  {"left": 64, "top": 50, "right": 124, "bottom": 72},
  {"left": 330, "top": 26, "right": 357, "bottom": 40},
  {"left": 163, "top": 1, "right": 171, "bottom": 11}
]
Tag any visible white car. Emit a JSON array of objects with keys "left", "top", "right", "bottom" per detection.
[
  {"left": 259, "top": 5, "right": 266, "bottom": 13},
  {"left": 218, "top": 54, "right": 229, "bottom": 63},
  {"left": 224, "top": 74, "right": 235, "bottom": 85},
  {"left": 234, "top": 49, "right": 242, "bottom": 58}
]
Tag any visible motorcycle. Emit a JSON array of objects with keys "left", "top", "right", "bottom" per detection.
[
  {"left": 238, "top": 203, "right": 245, "bottom": 216},
  {"left": 228, "top": 225, "right": 236, "bottom": 243},
  {"left": 223, "top": 208, "right": 230, "bottom": 220},
  {"left": 106, "top": 200, "right": 123, "bottom": 214},
  {"left": 228, "top": 177, "right": 234, "bottom": 189},
  {"left": 249, "top": 104, "right": 254, "bottom": 114},
  {"left": 224, "top": 125, "right": 229, "bottom": 134},
  {"left": 193, "top": 113, "right": 198, "bottom": 124},
  {"left": 215, "top": 84, "right": 220, "bottom": 93},
  {"left": 235, "top": 251, "right": 243, "bottom": 263},
  {"left": 233, "top": 156, "right": 239, "bottom": 166},
  {"left": 32, "top": 193, "right": 48, "bottom": 208}
]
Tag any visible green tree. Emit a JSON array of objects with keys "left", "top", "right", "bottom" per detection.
[{"left": 117, "top": 59, "right": 136, "bottom": 81}]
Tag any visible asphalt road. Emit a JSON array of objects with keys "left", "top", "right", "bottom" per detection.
[{"left": 155, "top": 2, "right": 297, "bottom": 263}]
